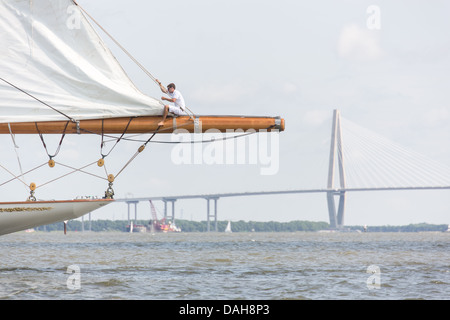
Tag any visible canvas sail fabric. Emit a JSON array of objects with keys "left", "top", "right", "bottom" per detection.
[{"left": 0, "top": 0, "right": 163, "bottom": 124}]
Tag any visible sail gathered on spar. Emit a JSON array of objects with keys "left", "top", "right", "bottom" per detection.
[{"left": 0, "top": 0, "right": 163, "bottom": 124}]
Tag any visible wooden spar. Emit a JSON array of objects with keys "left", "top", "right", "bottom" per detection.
[{"left": 0, "top": 115, "right": 285, "bottom": 134}]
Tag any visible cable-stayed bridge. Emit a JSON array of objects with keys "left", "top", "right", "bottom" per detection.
[{"left": 116, "top": 110, "right": 450, "bottom": 230}]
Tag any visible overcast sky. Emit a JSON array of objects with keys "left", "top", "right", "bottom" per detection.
[{"left": 1, "top": 0, "right": 450, "bottom": 226}]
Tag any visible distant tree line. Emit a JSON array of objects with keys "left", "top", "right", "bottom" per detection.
[
  {"left": 347, "top": 223, "right": 449, "bottom": 233},
  {"left": 35, "top": 219, "right": 329, "bottom": 232},
  {"left": 34, "top": 220, "right": 448, "bottom": 233},
  {"left": 177, "top": 220, "right": 330, "bottom": 232}
]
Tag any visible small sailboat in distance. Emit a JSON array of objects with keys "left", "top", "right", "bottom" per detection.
[
  {"left": 225, "top": 221, "right": 232, "bottom": 233},
  {"left": 0, "top": 0, "right": 284, "bottom": 236}
]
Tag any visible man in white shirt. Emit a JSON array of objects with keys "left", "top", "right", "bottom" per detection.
[{"left": 156, "top": 80, "right": 186, "bottom": 127}]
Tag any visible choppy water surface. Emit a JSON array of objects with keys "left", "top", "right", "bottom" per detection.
[{"left": 0, "top": 231, "right": 448, "bottom": 299}]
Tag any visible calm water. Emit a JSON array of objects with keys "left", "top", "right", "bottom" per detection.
[{"left": 0, "top": 231, "right": 448, "bottom": 300}]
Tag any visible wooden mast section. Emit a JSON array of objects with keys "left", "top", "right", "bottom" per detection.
[{"left": 0, "top": 115, "right": 284, "bottom": 134}]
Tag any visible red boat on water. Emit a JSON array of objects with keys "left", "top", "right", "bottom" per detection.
[
  {"left": 152, "top": 219, "right": 181, "bottom": 233},
  {"left": 126, "top": 201, "right": 181, "bottom": 233},
  {"left": 149, "top": 201, "right": 181, "bottom": 233}
]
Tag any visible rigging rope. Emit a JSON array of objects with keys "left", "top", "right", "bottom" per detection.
[
  {"left": 0, "top": 77, "right": 76, "bottom": 122},
  {"left": 8, "top": 123, "right": 26, "bottom": 189},
  {"left": 114, "top": 125, "right": 162, "bottom": 180},
  {"left": 0, "top": 163, "right": 29, "bottom": 188},
  {"left": 73, "top": 0, "right": 159, "bottom": 86},
  {"left": 91, "top": 125, "right": 276, "bottom": 145},
  {"left": 35, "top": 121, "right": 69, "bottom": 160},
  {"left": 72, "top": 1, "right": 197, "bottom": 118},
  {"left": 100, "top": 117, "right": 133, "bottom": 159},
  {"left": 36, "top": 161, "right": 106, "bottom": 189}
]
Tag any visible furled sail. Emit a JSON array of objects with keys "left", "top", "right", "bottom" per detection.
[{"left": 0, "top": 0, "right": 163, "bottom": 124}]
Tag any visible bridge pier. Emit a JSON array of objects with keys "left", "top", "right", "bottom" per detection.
[
  {"left": 327, "top": 190, "right": 346, "bottom": 229},
  {"left": 163, "top": 198, "right": 177, "bottom": 222},
  {"left": 126, "top": 201, "right": 139, "bottom": 225},
  {"left": 336, "top": 191, "right": 346, "bottom": 227},
  {"left": 326, "top": 192, "right": 338, "bottom": 229},
  {"left": 206, "top": 197, "right": 219, "bottom": 232}
]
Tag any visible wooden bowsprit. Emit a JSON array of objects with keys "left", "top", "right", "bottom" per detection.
[{"left": 0, "top": 115, "right": 284, "bottom": 134}]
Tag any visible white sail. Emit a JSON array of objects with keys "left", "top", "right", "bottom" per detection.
[
  {"left": 225, "top": 221, "right": 232, "bottom": 233},
  {"left": 0, "top": 0, "right": 163, "bottom": 124}
]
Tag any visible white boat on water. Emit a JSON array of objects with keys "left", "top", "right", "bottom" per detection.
[{"left": 225, "top": 221, "right": 232, "bottom": 233}]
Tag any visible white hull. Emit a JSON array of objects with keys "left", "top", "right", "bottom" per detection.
[{"left": 0, "top": 199, "right": 113, "bottom": 236}]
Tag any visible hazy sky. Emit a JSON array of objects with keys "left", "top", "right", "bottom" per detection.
[{"left": 1, "top": 0, "right": 450, "bottom": 226}]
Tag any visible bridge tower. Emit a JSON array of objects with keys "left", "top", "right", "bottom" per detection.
[{"left": 327, "top": 109, "right": 346, "bottom": 229}]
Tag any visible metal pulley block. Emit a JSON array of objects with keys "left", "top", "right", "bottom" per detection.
[
  {"left": 27, "top": 183, "right": 37, "bottom": 201},
  {"left": 104, "top": 182, "right": 115, "bottom": 199}
]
